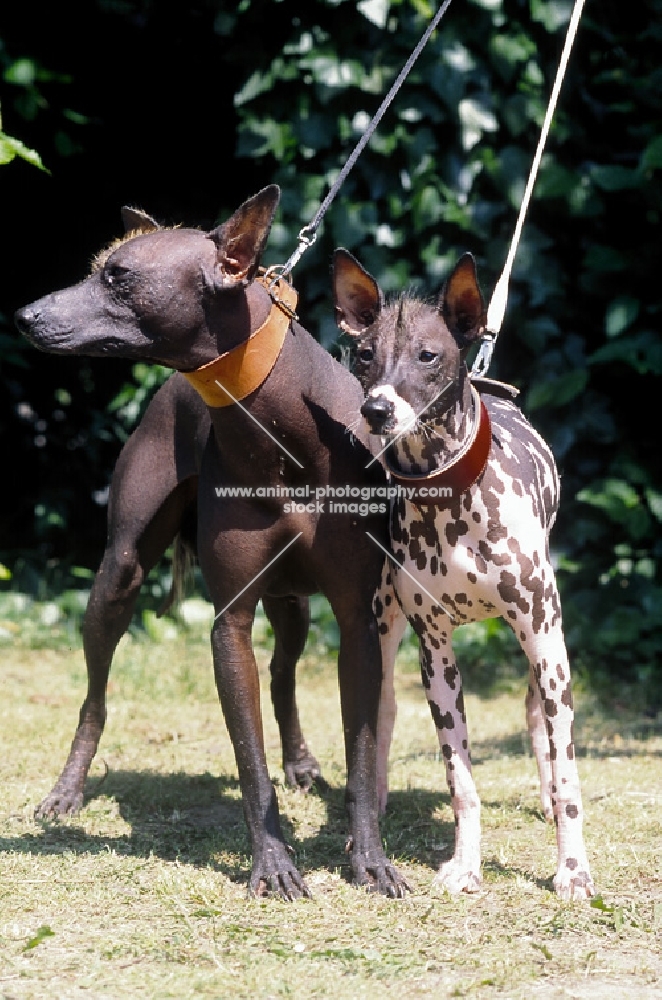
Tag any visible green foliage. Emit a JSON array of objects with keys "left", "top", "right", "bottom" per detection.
[
  {"left": 108, "top": 364, "right": 172, "bottom": 440},
  {"left": 0, "top": 39, "right": 88, "bottom": 164},
  {"left": 0, "top": 62, "right": 47, "bottom": 170},
  {"left": 0, "top": 120, "right": 47, "bottom": 171},
  {"left": 227, "top": 0, "right": 662, "bottom": 701},
  {"left": 1, "top": 1, "right": 660, "bottom": 700}
]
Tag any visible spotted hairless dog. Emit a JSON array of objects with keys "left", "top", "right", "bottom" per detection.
[
  {"left": 16, "top": 187, "right": 408, "bottom": 899},
  {"left": 333, "top": 248, "right": 594, "bottom": 901}
]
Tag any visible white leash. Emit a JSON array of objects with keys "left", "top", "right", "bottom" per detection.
[{"left": 471, "top": 0, "right": 587, "bottom": 378}]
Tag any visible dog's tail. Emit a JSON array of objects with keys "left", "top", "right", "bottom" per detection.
[{"left": 157, "top": 533, "right": 196, "bottom": 618}]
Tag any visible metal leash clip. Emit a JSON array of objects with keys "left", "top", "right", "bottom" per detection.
[
  {"left": 280, "top": 225, "right": 319, "bottom": 278},
  {"left": 470, "top": 334, "right": 495, "bottom": 379},
  {"left": 261, "top": 265, "right": 300, "bottom": 322}
]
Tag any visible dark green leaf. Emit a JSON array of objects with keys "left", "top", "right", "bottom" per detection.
[
  {"left": 604, "top": 296, "right": 640, "bottom": 338},
  {"left": 0, "top": 132, "right": 48, "bottom": 171},
  {"left": 526, "top": 369, "right": 588, "bottom": 410},
  {"left": 590, "top": 164, "right": 639, "bottom": 192}
]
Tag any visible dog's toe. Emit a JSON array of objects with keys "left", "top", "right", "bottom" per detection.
[
  {"left": 283, "top": 753, "right": 326, "bottom": 793},
  {"left": 34, "top": 787, "right": 83, "bottom": 819},
  {"left": 351, "top": 850, "right": 411, "bottom": 898},
  {"left": 249, "top": 846, "right": 312, "bottom": 901},
  {"left": 553, "top": 867, "right": 595, "bottom": 901}
]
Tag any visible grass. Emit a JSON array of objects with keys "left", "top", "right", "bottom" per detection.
[{"left": 0, "top": 601, "right": 661, "bottom": 999}]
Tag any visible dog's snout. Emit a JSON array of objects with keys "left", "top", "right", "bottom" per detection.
[
  {"left": 14, "top": 305, "right": 38, "bottom": 336},
  {"left": 361, "top": 394, "right": 393, "bottom": 433}
]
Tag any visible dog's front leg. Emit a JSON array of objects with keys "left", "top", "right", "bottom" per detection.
[
  {"left": 211, "top": 607, "right": 311, "bottom": 900},
  {"left": 389, "top": 560, "right": 481, "bottom": 893},
  {"left": 335, "top": 606, "right": 410, "bottom": 898},
  {"left": 420, "top": 626, "right": 482, "bottom": 894},
  {"left": 373, "top": 566, "right": 408, "bottom": 815}
]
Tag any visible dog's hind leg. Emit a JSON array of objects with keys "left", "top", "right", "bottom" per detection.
[
  {"left": 261, "top": 594, "right": 323, "bottom": 792},
  {"left": 35, "top": 376, "right": 205, "bottom": 819},
  {"left": 515, "top": 599, "right": 594, "bottom": 900},
  {"left": 525, "top": 667, "right": 555, "bottom": 822},
  {"left": 35, "top": 472, "right": 198, "bottom": 819}
]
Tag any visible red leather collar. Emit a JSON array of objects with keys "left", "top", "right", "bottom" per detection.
[{"left": 384, "top": 387, "right": 491, "bottom": 506}]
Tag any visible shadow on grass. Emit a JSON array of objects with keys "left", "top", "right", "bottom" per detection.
[
  {"left": 0, "top": 767, "right": 561, "bottom": 897},
  {"left": 2, "top": 697, "right": 658, "bottom": 894},
  {"left": 481, "top": 857, "right": 554, "bottom": 894},
  {"left": 388, "top": 721, "right": 662, "bottom": 768},
  {"left": 0, "top": 768, "right": 465, "bottom": 889}
]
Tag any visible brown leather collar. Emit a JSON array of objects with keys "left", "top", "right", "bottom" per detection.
[
  {"left": 182, "top": 273, "right": 298, "bottom": 407},
  {"left": 385, "top": 386, "right": 492, "bottom": 506}
]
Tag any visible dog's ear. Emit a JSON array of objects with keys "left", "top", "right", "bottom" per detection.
[
  {"left": 121, "top": 206, "right": 160, "bottom": 235},
  {"left": 206, "top": 185, "right": 281, "bottom": 291},
  {"left": 439, "top": 253, "right": 486, "bottom": 348},
  {"left": 332, "top": 248, "right": 383, "bottom": 336}
]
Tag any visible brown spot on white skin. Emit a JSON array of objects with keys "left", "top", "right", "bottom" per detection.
[
  {"left": 445, "top": 519, "right": 469, "bottom": 547},
  {"left": 430, "top": 701, "right": 455, "bottom": 730},
  {"left": 444, "top": 665, "right": 459, "bottom": 688},
  {"left": 497, "top": 570, "right": 531, "bottom": 616}
]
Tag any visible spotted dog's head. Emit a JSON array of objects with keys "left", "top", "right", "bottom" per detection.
[{"left": 332, "top": 249, "right": 486, "bottom": 441}]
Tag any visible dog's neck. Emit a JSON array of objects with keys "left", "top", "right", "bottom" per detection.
[
  {"left": 206, "top": 278, "right": 272, "bottom": 357},
  {"left": 184, "top": 276, "right": 295, "bottom": 407},
  {"left": 387, "top": 378, "right": 474, "bottom": 477}
]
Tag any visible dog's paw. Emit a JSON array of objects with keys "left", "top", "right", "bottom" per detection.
[
  {"left": 249, "top": 846, "right": 312, "bottom": 901},
  {"left": 349, "top": 844, "right": 411, "bottom": 899},
  {"left": 553, "top": 863, "right": 595, "bottom": 901},
  {"left": 283, "top": 751, "right": 327, "bottom": 793},
  {"left": 34, "top": 784, "right": 83, "bottom": 819},
  {"left": 435, "top": 858, "right": 482, "bottom": 895}
]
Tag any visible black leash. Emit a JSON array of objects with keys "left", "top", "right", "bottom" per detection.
[{"left": 278, "top": 0, "right": 455, "bottom": 277}]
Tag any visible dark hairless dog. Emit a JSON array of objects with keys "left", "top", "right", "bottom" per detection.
[{"left": 16, "top": 187, "right": 408, "bottom": 900}]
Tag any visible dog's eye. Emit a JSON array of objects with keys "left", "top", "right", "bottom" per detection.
[
  {"left": 104, "top": 263, "right": 130, "bottom": 287},
  {"left": 419, "top": 350, "right": 438, "bottom": 364},
  {"left": 357, "top": 347, "right": 374, "bottom": 364}
]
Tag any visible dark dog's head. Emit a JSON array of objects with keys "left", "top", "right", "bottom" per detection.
[
  {"left": 15, "top": 186, "right": 281, "bottom": 371},
  {"left": 332, "top": 249, "right": 486, "bottom": 440}
]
